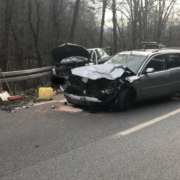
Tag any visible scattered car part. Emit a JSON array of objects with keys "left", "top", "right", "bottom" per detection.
[{"left": 8, "top": 96, "right": 22, "bottom": 101}]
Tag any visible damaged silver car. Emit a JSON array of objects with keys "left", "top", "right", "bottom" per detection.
[
  {"left": 51, "top": 43, "right": 112, "bottom": 90},
  {"left": 64, "top": 49, "right": 180, "bottom": 111}
]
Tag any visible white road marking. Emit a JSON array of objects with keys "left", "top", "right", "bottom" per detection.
[{"left": 113, "top": 108, "right": 180, "bottom": 138}]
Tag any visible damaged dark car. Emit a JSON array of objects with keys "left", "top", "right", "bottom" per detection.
[
  {"left": 51, "top": 43, "right": 112, "bottom": 90},
  {"left": 64, "top": 49, "right": 180, "bottom": 111}
]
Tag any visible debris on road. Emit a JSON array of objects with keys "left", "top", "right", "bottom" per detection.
[
  {"left": 56, "top": 89, "right": 61, "bottom": 94},
  {"left": 0, "top": 97, "right": 40, "bottom": 112},
  {"left": 8, "top": 96, "right": 22, "bottom": 101},
  {"left": 52, "top": 105, "right": 55, "bottom": 109},
  {"left": 26, "top": 100, "right": 34, "bottom": 107},
  {"left": 0, "top": 91, "right": 10, "bottom": 101},
  {"left": 39, "top": 87, "right": 53, "bottom": 100},
  {"left": 0, "top": 86, "right": 62, "bottom": 112}
]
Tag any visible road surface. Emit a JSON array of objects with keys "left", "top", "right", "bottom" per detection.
[{"left": 1, "top": 94, "right": 180, "bottom": 180}]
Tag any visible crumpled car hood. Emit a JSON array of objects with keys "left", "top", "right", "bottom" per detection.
[
  {"left": 71, "top": 64, "right": 136, "bottom": 80},
  {"left": 52, "top": 43, "right": 89, "bottom": 62}
]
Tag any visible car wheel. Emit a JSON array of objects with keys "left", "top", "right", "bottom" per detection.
[{"left": 117, "top": 88, "right": 135, "bottom": 111}]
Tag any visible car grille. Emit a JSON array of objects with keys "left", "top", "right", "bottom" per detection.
[{"left": 67, "top": 76, "right": 113, "bottom": 98}]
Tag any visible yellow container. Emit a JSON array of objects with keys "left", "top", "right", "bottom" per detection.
[{"left": 39, "top": 87, "right": 53, "bottom": 100}]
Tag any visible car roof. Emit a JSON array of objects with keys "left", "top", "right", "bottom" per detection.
[
  {"left": 88, "top": 48, "right": 102, "bottom": 51},
  {"left": 118, "top": 48, "right": 180, "bottom": 56},
  {"left": 141, "top": 42, "right": 158, "bottom": 44}
]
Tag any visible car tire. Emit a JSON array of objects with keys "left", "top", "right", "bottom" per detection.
[{"left": 117, "top": 88, "right": 135, "bottom": 111}]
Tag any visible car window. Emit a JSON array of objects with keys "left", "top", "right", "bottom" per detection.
[
  {"left": 99, "top": 49, "right": 109, "bottom": 59},
  {"left": 145, "top": 55, "right": 165, "bottom": 72},
  {"left": 164, "top": 54, "right": 180, "bottom": 69}
]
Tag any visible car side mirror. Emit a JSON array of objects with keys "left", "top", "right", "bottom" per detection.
[{"left": 146, "top": 68, "right": 155, "bottom": 74}]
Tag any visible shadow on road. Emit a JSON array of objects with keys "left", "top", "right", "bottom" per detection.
[{"left": 77, "top": 94, "right": 180, "bottom": 114}]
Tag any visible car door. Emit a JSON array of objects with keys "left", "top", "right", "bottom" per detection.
[
  {"left": 140, "top": 55, "right": 170, "bottom": 99},
  {"left": 164, "top": 53, "right": 180, "bottom": 94},
  {"left": 89, "top": 51, "right": 97, "bottom": 65}
]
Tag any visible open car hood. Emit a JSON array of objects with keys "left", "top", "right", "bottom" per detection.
[
  {"left": 52, "top": 43, "right": 89, "bottom": 62},
  {"left": 71, "top": 64, "right": 136, "bottom": 80}
]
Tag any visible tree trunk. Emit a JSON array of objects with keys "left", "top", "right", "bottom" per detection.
[
  {"left": 28, "top": 0, "right": 42, "bottom": 67},
  {"left": 0, "top": 0, "right": 14, "bottom": 71},
  {"left": 112, "top": 0, "right": 117, "bottom": 54},
  {"left": 69, "top": 0, "right": 81, "bottom": 43},
  {"left": 143, "top": 0, "right": 148, "bottom": 40},
  {"left": 51, "top": 0, "right": 63, "bottom": 46},
  {"left": 99, "top": 0, "right": 107, "bottom": 48},
  {"left": 157, "top": 0, "right": 162, "bottom": 42},
  {"left": 132, "top": 0, "right": 138, "bottom": 48}
]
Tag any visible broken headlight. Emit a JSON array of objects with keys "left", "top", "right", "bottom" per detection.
[
  {"left": 101, "top": 89, "right": 113, "bottom": 95},
  {"left": 52, "top": 67, "right": 56, "bottom": 75}
]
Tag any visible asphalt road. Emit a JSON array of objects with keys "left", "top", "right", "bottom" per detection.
[{"left": 1, "top": 94, "right": 180, "bottom": 180}]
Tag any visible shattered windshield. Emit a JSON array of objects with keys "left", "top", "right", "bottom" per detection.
[
  {"left": 105, "top": 54, "right": 147, "bottom": 73},
  {"left": 61, "top": 56, "right": 88, "bottom": 63}
]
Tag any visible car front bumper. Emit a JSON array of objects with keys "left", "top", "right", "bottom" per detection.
[{"left": 64, "top": 93, "right": 101, "bottom": 106}]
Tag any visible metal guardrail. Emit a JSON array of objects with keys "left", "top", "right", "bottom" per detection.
[{"left": 0, "top": 66, "right": 53, "bottom": 95}]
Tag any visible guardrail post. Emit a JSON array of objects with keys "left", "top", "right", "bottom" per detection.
[
  {"left": 12, "top": 82, "right": 16, "bottom": 95},
  {"left": 41, "top": 77, "right": 45, "bottom": 87}
]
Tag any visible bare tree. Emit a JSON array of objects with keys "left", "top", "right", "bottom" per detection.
[
  {"left": 51, "top": 0, "right": 64, "bottom": 46},
  {"left": 0, "top": 0, "right": 179, "bottom": 75},
  {"left": 99, "top": 0, "right": 107, "bottom": 47},
  {"left": 156, "top": 0, "right": 176, "bottom": 42},
  {"left": 69, "top": 0, "right": 81, "bottom": 43},
  {"left": 112, "top": 0, "right": 117, "bottom": 53},
  {"left": 28, "top": 0, "right": 42, "bottom": 67},
  {"left": 0, "top": 0, "right": 14, "bottom": 71}
]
